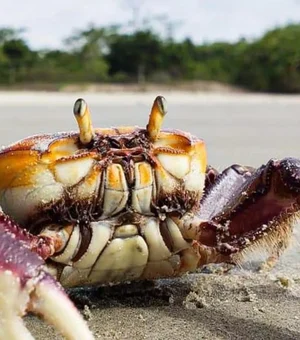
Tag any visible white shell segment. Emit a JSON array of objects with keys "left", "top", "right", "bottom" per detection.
[
  {"left": 183, "top": 156, "right": 205, "bottom": 192},
  {"left": 154, "top": 163, "right": 179, "bottom": 196},
  {"left": 165, "top": 218, "right": 191, "bottom": 252},
  {"left": 154, "top": 152, "right": 205, "bottom": 200},
  {"left": 0, "top": 170, "right": 64, "bottom": 224},
  {"left": 71, "top": 165, "right": 101, "bottom": 200},
  {"left": 52, "top": 225, "right": 80, "bottom": 264},
  {"left": 141, "top": 218, "right": 171, "bottom": 261},
  {"left": 142, "top": 254, "right": 181, "bottom": 279},
  {"left": 73, "top": 221, "right": 112, "bottom": 269},
  {"left": 132, "top": 162, "right": 153, "bottom": 214},
  {"left": 101, "top": 188, "right": 129, "bottom": 217},
  {"left": 59, "top": 267, "right": 90, "bottom": 287},
  {"left": 156, "top": 154, "right": 190, "bottom": 179},
  {"left": 101, "top": 164, "right": 129, "bottom": 217},
  {"left": 114, "top": 224, "right": 139, "bottom": 238},
  {"left": 54, "top": 157, "right": 94, "bottom": 186},
  {"left": 88, "top": 236, "right": 149, "bottom": 283}
]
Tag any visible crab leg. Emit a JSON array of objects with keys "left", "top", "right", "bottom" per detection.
[
  {"left": 175, "top": 158, "right": 300, "bottom": 266},
  {"left": 0, "top": 214, "right": 64, "bottom": 260},
  {"left": 0, "top": 216, "right": 94, "bottom": 340}
]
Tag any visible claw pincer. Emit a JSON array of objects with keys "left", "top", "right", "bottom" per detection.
[{"left": 198, "top": 157, "right": 300, "bottom": 262}]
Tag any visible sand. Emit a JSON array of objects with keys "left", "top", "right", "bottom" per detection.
[
  {"left": 1, "top": 91, "right": 300, "bottom": 340},
  {"left": 25, "top": 271, "right": 300, "bottom": 340}
]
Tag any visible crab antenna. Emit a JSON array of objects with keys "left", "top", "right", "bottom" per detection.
[
  {"left": 147, "top": 96, "right": 167, "bottom": 142},
  {"left": 73, "top": 98, "right": 95, "bottom": 145}
]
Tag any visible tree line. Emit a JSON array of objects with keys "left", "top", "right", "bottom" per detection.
[{"left": 0, "top": 23, "right": 299, "bottom": 93}]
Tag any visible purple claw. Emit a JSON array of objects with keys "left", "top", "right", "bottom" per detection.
[
  {"left": 0, "top": 218, "right": 94, "bottom": 340},
  {"left": 198, "top": 158, "right": 300, "bottom": 261}
]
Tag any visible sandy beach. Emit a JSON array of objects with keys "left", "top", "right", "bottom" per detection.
[
  {"left": 1, "top": 91, "right": 300, "bottom": 340},
  {"left": 25, "top": 272, "right": 300, "bottom": 340}
]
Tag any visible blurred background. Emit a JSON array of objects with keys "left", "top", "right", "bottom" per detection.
[{"left": 0, "top": 0, "right": 300, "bottom": 93}]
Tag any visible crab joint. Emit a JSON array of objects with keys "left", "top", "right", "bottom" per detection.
[
  {"left": 73, "top": 98, "right": 95, "bottom": 145},
  {"left": 147, "top": 96, "right": 167, "bottom": 142}
]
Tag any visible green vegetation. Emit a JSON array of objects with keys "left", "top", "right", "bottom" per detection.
[{"left": 0, "top": 23, "right": 299, "bottom": 93}]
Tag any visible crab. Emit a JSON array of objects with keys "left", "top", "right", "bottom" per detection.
[{"left": 0, "top": 95, "right": 299, "bottom": 339}]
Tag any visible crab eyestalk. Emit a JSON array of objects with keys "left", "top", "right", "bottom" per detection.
[
  {"left": 147, "top": 96, "right": 167, "bottom": 142},
  {"left": 73, "top": 98, "right": 95, "bottom": 145}
]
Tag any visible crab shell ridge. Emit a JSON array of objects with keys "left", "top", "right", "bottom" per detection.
[{"left": 0, "top": 126, "right": 207, "bottom": 227}]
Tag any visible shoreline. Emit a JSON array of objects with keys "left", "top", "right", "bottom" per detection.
[{"left": 1, "top": 91, "right": 300, "bottom": 107}]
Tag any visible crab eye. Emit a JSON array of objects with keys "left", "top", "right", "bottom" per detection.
[
  {"left": 73, "top": 98, "right": 86, "bottom": 117},
  {"left": 147, "top": 96, "right": 167, "bottom": 142},
  {"left": 157, "top": 96, "right": 167, "bottom": 114},
  {"left": 73, "top": 98, "right": 95, "bottom": 145},
  {"left": 109, "top": 139, "right": 121, "bottom": 148}
]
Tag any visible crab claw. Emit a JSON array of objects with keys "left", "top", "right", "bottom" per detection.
[
  {"left": 175, "top": 158, "right": 300, "bottom": 268},
  {"left": 198, "top": 157, "right": 300, "bottom": 261},
  {"left": 0, "top": 221, "right": 94, "bottom": 340}
]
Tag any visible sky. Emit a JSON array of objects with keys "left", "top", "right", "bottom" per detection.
[{"left": 1, "top": 0, "right": 300, "bottom": 49}]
